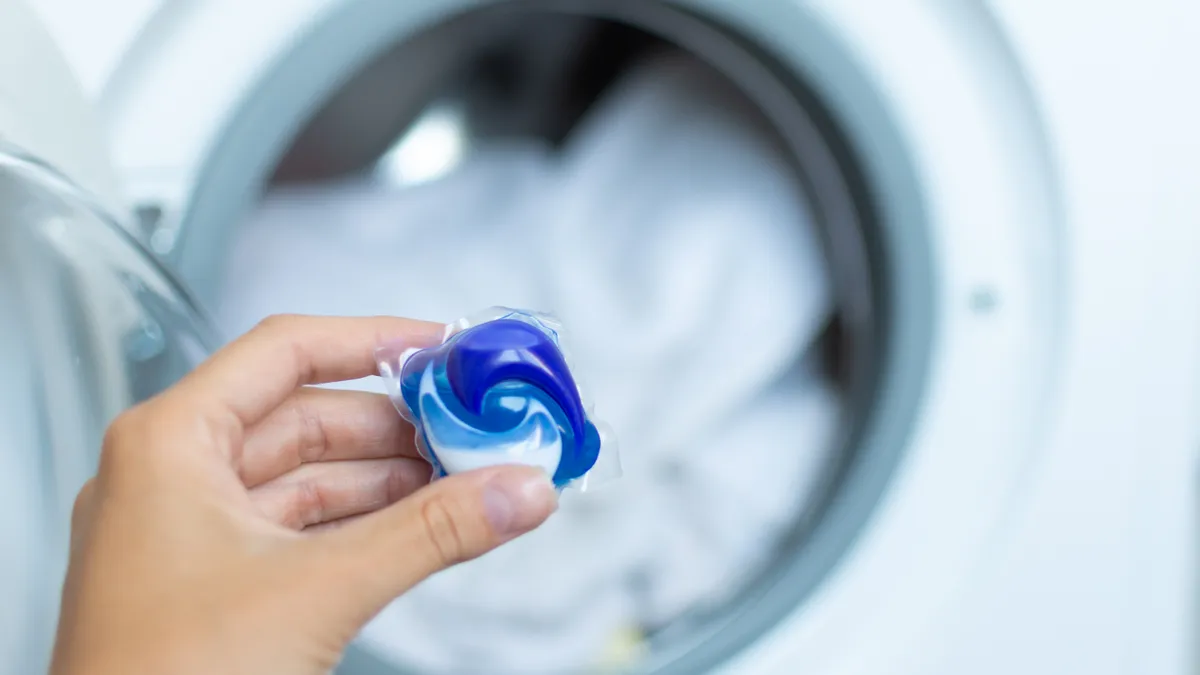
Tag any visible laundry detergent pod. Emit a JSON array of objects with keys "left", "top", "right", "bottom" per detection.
[{"left": 376, "top": 307, "right": 619, "bottom": 492}]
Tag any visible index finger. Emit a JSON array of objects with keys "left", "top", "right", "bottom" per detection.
[{"left": 169, "top": 314, "right": 443, "bottom": 430}]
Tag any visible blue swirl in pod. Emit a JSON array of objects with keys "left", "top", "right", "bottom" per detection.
[{"left": 397, "top": 318, "right": 602, "bottom": 488}]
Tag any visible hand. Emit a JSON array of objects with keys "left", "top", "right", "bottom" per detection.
[{"left": 49, "top": 315, "right": 559, "bottom": 675}]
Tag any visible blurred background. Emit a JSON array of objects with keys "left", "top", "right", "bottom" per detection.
[{"left": 1, "top": 1, "right": 1197, "bottom": 674}]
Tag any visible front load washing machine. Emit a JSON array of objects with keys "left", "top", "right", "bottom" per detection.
[{"left": 3, "top": 1, "right": 1198, "bottom": 674}]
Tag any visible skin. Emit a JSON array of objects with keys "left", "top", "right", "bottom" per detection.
[{"left": 48, "top": 314, "right": 560, "bottom": 675}]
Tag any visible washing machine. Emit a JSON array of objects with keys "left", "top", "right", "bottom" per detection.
[{"left": 4, "top": 0, "right": 1199, "bottom": 674}]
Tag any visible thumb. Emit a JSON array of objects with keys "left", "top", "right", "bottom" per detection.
[{"left": 313, "top": 464, "right": 558, "bottom": 619}]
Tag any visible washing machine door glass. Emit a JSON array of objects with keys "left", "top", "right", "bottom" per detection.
[{"left": 0, "top": 142, "right": 217, "bottom": 671}]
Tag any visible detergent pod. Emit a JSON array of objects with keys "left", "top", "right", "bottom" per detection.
[{"left": 376, "top": 307, "right": 620, "bottom": 492}]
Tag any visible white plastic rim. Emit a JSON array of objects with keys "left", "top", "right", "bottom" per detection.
[{"left": 96, "top": 1, "right": 1064, "bottom": 673}]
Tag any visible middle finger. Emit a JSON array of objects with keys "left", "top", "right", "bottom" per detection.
[{"left": 239, "top": 388, "right": 420, "bottom": 488}]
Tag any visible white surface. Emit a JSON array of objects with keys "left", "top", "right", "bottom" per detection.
[
  {"left": 913, "top": 3, "right": 1200, "bottom": 673},
  {"left": 215, "top": 53, "right": 839, "bottom": 673},
  {"left": 0, "top": 0, "right": 123, "bottom": 209},
  {"left": 24, "top": 0, "right": 161, "bottom": 99}
]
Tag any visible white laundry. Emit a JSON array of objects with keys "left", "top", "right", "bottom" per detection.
[{"left": 215, "top": 52, "right": 838, "bottom": 674}]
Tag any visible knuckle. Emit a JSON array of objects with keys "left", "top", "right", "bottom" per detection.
[
  {"left": 254, "top": 313, "right": 302, "bottom": 335},
  {"left": 102, "top": 409, "right": 135, "bottom": 447},
  {"left": 291, "top": 480, "right": 326, "bottom": 529},
  {"left": 291, "top": 399, "right": 329, "bottom": 464},
  {"left": 384, "top": 462, "right": 415, "bottom": 506},
  {"left": 200, "top": 407, "right": 245, "bottom": 465},
  {"left": 253, "top": 314, "right": 317, "bottom": 385},
  {"left": 419, "top": 498, "right": 466, "bottom": 567},
  {"left": 70, "top": 479, "right": 96, "bottom": 527},
  {"left": 100, "top": 407, "right": 146, "bottom": 464}
]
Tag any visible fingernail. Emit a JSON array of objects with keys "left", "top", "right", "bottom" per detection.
[{"left": 483, "top": 469, "right": 558, "bottom": 537}]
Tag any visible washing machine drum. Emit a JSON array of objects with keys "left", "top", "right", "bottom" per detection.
[{"left": 152, "top": 5, "right": 904, "bottom": 675}]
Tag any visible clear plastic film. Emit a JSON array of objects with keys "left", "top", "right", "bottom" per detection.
[{"left": 376, "top": 307, "right": 620, "bottom": 492}]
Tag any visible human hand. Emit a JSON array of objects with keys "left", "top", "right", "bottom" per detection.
[{"left": 49, "top": 315, "right": 559, "bottom": 675}]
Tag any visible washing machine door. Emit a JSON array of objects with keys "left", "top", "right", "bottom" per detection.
[{"left": 0, "top": 1, "right": 218, "bottom": 672}]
